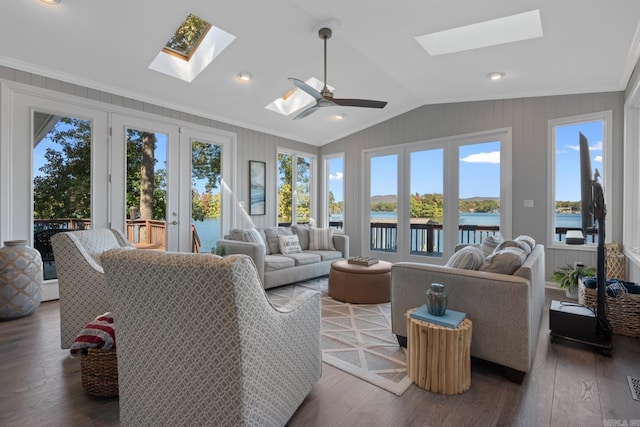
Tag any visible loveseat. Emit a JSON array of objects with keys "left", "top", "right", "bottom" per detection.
[
  {"left": 391, "top": 235, "right": 545, "bottom": 382},
  {"left": 217, "top": 225, "right": 349, "bottom": 289}
]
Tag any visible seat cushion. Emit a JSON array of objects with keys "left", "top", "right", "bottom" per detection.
[
  {"left": 305, "top": 250, "right": 343, "bottom": 262},
  {"left": 283, "top": 252, "right": 321, "bottom": 266},
  {"left": 264, "top": 254, "right": 296, "bottom": 272}
]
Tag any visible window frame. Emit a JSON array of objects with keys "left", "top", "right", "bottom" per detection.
[{"left": 546, "top": 110, "right": 612, "bottom": 251}]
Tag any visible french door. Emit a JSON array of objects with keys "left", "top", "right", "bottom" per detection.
[{"left": 111, "top": 114, "right": 235, "bottom": 253}]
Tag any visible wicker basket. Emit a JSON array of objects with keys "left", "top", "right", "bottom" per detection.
[
  {"left": 606, "top": 243, "right": 626, "bottom": 280},
  {"left": 80, "top": 348, "right": 118, "bottom": 397},
  {"left": 579, "top": 279, "right": 640, "bottom": 337}
]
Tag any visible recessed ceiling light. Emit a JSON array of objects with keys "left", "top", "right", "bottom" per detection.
[
  {"left": 40, "top": 0, "right": 61, "bottom": 4},
  {"left": 415, "top": 10, "right": 543, "bottom": 56},
  {"left": 334, "top": 113, "right": 345, "bottom": 120},
  {"left": 237, "top": 72, "right": 252, "bottom": 82},
  {"left": 488, "top": 72, "right": 505, "bottom": 80}
]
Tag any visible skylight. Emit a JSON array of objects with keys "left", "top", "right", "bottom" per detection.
[
  {"left": 265, "top": 77, "right": 334, "bottom": 116},
  {"left": 149, "top": 14, "right": 236, "bottom": 82},
  {"left": 415, "top": 10, "right": 543, "bottom": 56}
]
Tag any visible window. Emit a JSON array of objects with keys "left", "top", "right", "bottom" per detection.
[
  {"left": 363, "top": 129, "right": 511, "bottom": 262},
  {"left": 277, "top": 150, "right": 315, "bottom": 225},
  {"left": 548, "top": 111, "right": 612, "bottom": 248},
  {"left": 324, "top": 154, "right": 344, "bottom": 230}
]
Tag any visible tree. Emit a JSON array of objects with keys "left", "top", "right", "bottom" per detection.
[
  {"left": 126, "top": 130, "right": 166, "bottom": 220},
  {"left": 33, "top": 118, "right": 91, "bottom": 220},
  {"left": 277, "top": 153, "right": 293, "bottom": 223}
]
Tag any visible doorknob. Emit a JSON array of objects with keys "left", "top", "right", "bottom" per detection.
[{"left": 171, "top": 221, "right": 178, "bottom": 225}]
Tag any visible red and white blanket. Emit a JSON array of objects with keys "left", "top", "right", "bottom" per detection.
[{"left": 70, "top": 312, "right": 116, "bottom": 357}]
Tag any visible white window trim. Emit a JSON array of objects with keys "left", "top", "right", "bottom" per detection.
[
  {"left": 546, "top": 110, "right": 613, "bottom": 251},
  {"left": 361, "top": 127, "right": 512, "bottom": 263},
  {"left": 322, "top": 152, "right": 345, "bottom": 231},
  {"left": 623, "top": 103, "right": 640, "bottom": 268}
]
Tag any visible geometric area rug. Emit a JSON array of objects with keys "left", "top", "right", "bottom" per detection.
[{"left": 266, "top": 277, "right": 413, "bottom": 396}]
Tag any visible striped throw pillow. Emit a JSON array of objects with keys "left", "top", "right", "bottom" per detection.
[
  {"left": 309, "top": 228, "right": 335, "bottom": 251},
  {"left": 446, "top": 245, "right": 484, "bottom": 270}
]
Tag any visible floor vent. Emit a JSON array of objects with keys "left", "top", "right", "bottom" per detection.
[{"left": 627, "top": 376, "right": 640, "bottom": 402}]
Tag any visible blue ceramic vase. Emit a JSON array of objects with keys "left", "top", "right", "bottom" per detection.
[{"left": 426, "top": 283, "right": 447, "bottom": 316}]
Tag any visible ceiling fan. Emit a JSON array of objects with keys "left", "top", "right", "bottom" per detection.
[{"left": 289, "top": 27, "right": 388, "bottom": 120}]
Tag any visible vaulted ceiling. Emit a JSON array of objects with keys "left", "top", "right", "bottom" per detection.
[{"left": 2, "top": 1, "right": 640, "bottom": 145}]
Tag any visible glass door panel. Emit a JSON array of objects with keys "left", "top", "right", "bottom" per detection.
[
  {"left": 458, "top": 141, "right": 501, "bottom": 244},
  {"left": 125, "top": 128, "right": 168, "bottom": 250},
  {"left": 191, "top": 139, "right": 222, "bottom": 253},
  {"left": 410, "top": 149, "right": 444, "bottom": 257},
  {"left": 296, "top": 155, "right": 311, "bottom": 224},
  {"left": 370, "top": 154, "right": 398, "bottom": 253},
  {"left": 33, "top": 112, "right": 92, "bottom": 280}
]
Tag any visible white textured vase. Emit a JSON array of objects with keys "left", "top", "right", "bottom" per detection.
[{"left": 0, "top": 240, "right": 43, "bottom": 320}]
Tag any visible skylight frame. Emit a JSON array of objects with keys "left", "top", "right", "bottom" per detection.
[
  {"left": 148, "top": 14, "right": 236, "bottom": 83},
  {"left": 162, "top": 14, "right": 212, "bottom": 62},
  {"left": 415, "top": 9, "right": 543, "bottom": 56},
  {"left": 265, "top": 77, "right": 334, "bottom": 116}
]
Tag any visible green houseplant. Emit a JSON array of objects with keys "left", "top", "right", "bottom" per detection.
[{"left": 552, "top": 264, "right": 596, "bottom": 299}]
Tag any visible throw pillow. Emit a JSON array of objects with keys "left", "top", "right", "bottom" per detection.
[
  {"left": 515, "top": 235, "right": 536, "bottom": 251},
  {"left": 479, "top": 247, "right": 527, "bottom": 275},
  {"left": 228, "top": 228, "right": 246, "bottom": 241},
  {"left": 264, "top": 227, "right": 293, "bottom": 254},
  {"left": 291, "top": 224, "right": 311, "bottom": 250},
  {"left": 495, "top": 239, "right": 531, "bottom": 256},
  {"left": 278, "top": 235, "right": 302, "bottom": 255},
  {"left": 481, "top": 234, "right": 504, "bottom": 258},
  {"left": 446, "top": 245, "right": 484, "bottom": 270},
  {"left": 243, "top": 228, "right": 266, "bottom": 249},
  {"left": 309, "top": 228, "right": 335, "bottom": 250}
]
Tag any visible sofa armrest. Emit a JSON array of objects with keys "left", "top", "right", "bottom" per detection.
[
  {"left": 216, "top": 239, "right": 266, "bottom": 284},
  {"left": 332, "top": 234, "right": 349, "bottom": 259}
]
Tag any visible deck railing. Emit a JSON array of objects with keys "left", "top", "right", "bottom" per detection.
[{"left": 369, "top": 222, "right": 598, "bottom": 254}]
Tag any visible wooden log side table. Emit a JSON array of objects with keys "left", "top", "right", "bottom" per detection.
[{"left": 405, "top": 308, "right": 472, "bottom": 394}]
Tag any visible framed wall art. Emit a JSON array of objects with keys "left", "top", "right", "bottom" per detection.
[{"left": 249, "top": 160, "right": 266, "bottom": 215}]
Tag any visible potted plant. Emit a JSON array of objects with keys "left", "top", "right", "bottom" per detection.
[{"left": 553, "top": 263, "right": 596, "bottom": 300}]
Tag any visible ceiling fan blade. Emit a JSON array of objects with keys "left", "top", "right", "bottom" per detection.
[
  {"left": 293, "top": 104, "right": 322, "bottom": 120},
  {"left": 333, "top": 98, "right": 388, "bottom": 109},
  {"left": 288, "top": 78, "right": 324, "bottom": 102}
]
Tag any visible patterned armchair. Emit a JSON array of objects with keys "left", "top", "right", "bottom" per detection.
[
  {"left": 101, "top": 250, "right": 321, "bottom": 427},
  {"left": 51, "top": 229, "right": 133, "bottom": 349}
]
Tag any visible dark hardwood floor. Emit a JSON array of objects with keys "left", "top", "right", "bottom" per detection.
[{"left": 1, "top": 288, "right": 638, "bottom": 426}]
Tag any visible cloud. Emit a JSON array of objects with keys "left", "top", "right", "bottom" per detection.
[
  {"left": 460, "top": 151, "right": 500, "bottom": 164},
  {"left": 329, "top": 172, "right": 343, "bottom": 180},
  {"left": 594, "top": 155, "right": 602, "bottom": 163},
  {"left": 565, "top": 140, "right": 602, "bottom": 152}
]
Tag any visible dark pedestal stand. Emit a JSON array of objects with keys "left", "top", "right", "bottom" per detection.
[{"left": 549, "top": 181, "right": 612, "bottom": 355}]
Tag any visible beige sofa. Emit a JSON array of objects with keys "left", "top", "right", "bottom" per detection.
[
  {"left": 391, "top": 243, "right": 545, "bottom": 383},
  {"left": 217, "top": 225, "right": 349, "bottom": 289}
]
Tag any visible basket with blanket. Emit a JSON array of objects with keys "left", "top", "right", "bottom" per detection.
[
  {"left": 579, "top": 277, "right": 640, "bottom": 337},
  {"left": 70, "top": 312, "right": 118, "bottom": 397}
]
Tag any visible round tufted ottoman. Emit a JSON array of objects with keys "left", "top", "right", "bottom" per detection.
[{"left": 328, "top": 259, "right": 392, "bottom": 304}]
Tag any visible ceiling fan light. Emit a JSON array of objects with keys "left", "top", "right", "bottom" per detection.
[{"left": 237, "top": 72, "right": 252, "bottom": 82}]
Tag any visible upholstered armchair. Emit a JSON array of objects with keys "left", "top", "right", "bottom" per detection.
[
  {"left": 51, "top": 229, "right": 133, "bottom": 349},
  {"left": 101, "top": 250, "right": 321, "bottom": 426}
]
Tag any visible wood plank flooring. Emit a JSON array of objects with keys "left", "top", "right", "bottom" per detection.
[{"left": 1, "top": 288, "right": 638, "bottom": 426}]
